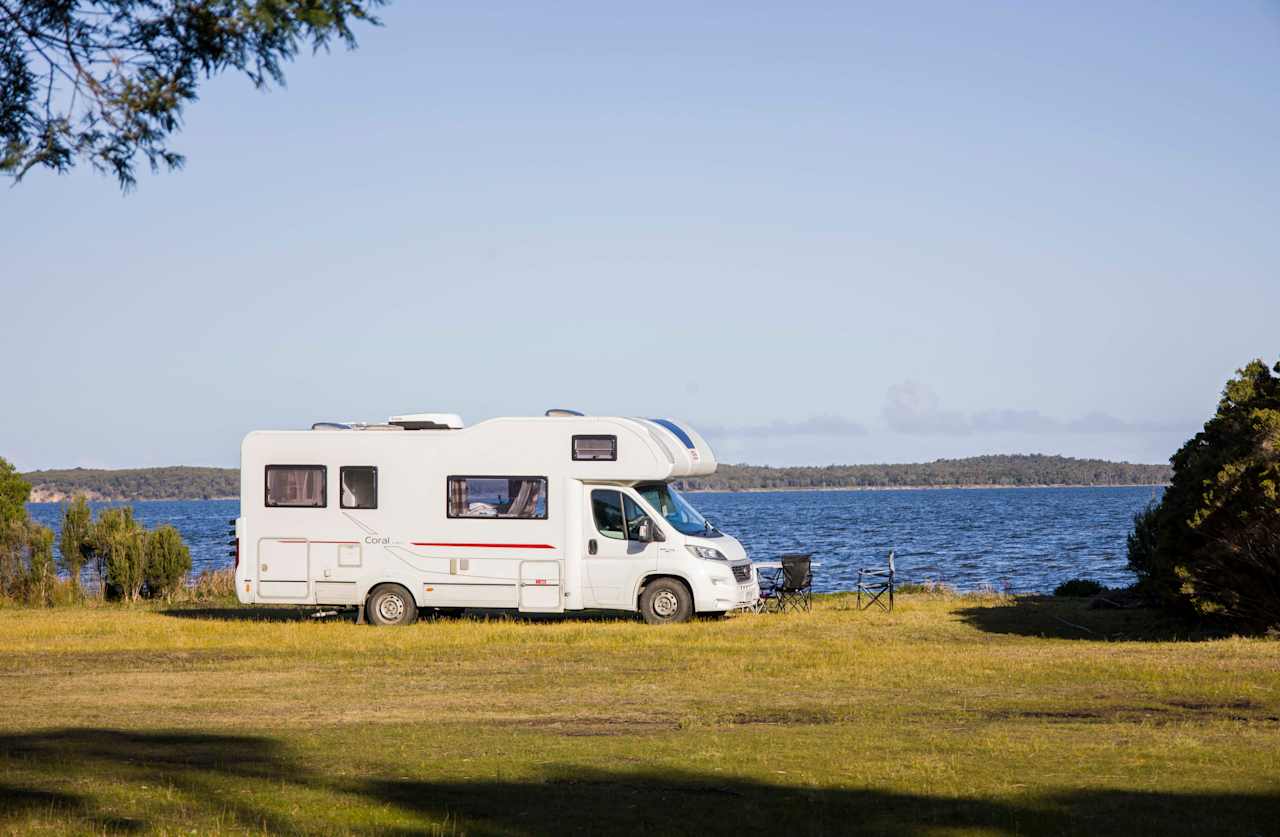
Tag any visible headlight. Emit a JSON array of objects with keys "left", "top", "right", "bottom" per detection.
[{"left": 686, "top": 545, "right": 727, "bottom": 561}]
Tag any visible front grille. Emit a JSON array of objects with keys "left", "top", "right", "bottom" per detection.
[{"left": 732, "top": 564, "right": 752, "bottom": 583}]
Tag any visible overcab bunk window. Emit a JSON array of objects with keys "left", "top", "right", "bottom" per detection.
[
  {"left": 572, "top": 435, "right": 617, "bottom": 461},
  {"left": 340, "top": 466, "right": 378, "bottom": 509},
  {"left": 447, "top": 477, "right": 548, "bottom": 519},
  {"left": 265, "top": 465, "right": 327, "bottom": 508}
]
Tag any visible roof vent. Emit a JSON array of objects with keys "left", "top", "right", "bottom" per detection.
[
  {"left": 545, "top": 408, "right": 585, "bottom": 417},
  {"left": 388, "top": 412, "right": 464, "bottom": 430}
]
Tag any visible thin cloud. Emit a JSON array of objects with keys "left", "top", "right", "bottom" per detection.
[
  {"left": 700, "top": 384, "right": 1194, "bottom": 444},
  {"left": 882, "top": 381, "right": 970, "bottom": 435},
  {"left": 702, "top": 415, "right": 868, "bottom": 439},
  {"left": 886, "top": 382, "right": 1193, "bottom": 436}
]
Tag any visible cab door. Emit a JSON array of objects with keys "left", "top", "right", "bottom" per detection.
[{"left": 583, "top": 488, "right": 660, "bottom": 608}]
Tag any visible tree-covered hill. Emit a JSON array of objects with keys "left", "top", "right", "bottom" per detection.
[
  {"left": 680, "top": 455, "right": 1171, "bottom": 492},
  {"left": 21, "top": 455, "right": 1170, "bottom": 501},
  {"left": 23, "top": 467, "right": 239, "bottom": 502}
]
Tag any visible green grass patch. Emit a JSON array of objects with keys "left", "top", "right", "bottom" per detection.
[{"left": 1, "top": 594, "right": 1278, "bottom": 834}]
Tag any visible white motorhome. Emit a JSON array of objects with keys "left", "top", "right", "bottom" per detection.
[{"left": 233, "top": 411, "right": 759, "bottom": 624}]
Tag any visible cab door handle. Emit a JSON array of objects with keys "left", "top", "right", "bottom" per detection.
[{"left": 588, "top": 539, "right": 597, "bottom": 555}]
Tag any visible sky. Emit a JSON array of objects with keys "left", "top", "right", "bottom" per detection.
[{"left": 1, "top": 1, "right": 1278, "bottom": 471}]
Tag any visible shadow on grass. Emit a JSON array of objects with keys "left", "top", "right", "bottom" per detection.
[
  {"left": 2, "top": 728, "right": 1278, "bottom": 835},
  {"left": 161, "top": 605, "right": 325, "bottom": 622},
  {"left": 0, "top": 729, "right": 295, "bottom": 832},
  {"left": 955, "top": 595, "right": 1231, "bottom": 641},
  {"left": 161, "top": 604, "right": 645, "bottom": 625}
]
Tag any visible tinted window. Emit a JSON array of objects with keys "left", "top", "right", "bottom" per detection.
[
  {"left": 592, "top": 490, "right": 625, "bottom": 539},
  {"left": 591, "top": 490, "right": 651, "bottom": 541},
  {"left": 573, "top": 435, "right": 617, "bottom": 461},
  {"left": 340, "top": 466, "right": 377, "bottom": 509},
  {"left": 265, "top": 466, "right": 326, "bottom": 508},
  {"left": 623, "top": 496, "right": 651, "bottom": 540},
  {"left": 448, "top": 477, "right": 548, "bottom": 519}
]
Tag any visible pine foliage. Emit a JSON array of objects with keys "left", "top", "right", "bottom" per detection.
[{"left": 1130, "top": 359, "right": 1280, "bottom": 630}]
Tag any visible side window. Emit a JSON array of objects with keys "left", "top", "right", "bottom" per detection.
[
  {"left": 340, "top": 466, "right": 377, "bottom": 509},
  {"left": 265, "top": 465, "right": 326, "bottom": 508},
  {"left": 623, "top": 495, "right": 649, "bottom": 541},
  {"left": 591, "top": 490, "right": 625, "bottom": 539},
  {"left": 573, "top": 435, "right": 617, "bottom": 461},
  {"left": 591, "top": 490, "right": 652, "bottom": 542},
  {"left": 448, "top": 477, "right": 548, "bottom": 519}
]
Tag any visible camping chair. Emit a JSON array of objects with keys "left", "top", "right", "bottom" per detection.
[
  {"left": 856, "top": 550, "right": 895, "bottom": 612},
  {"left": 760, "top": 553, "right": 813, "bottom": 613}
]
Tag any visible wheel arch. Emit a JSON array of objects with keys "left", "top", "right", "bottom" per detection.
[
  {"left": 364, "top": 581, "right": 418, "bottom": 626},
  {"left": 634, "top": 573, "right": 693, "bottom": 610}
]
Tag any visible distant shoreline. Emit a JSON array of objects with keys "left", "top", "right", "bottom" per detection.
[
  {"left": 26, "top": 483, "right": 1168, "bottom": 504},
  {"left": 22, "top": 456, "right": 1171, "bottom": 503},
  {"left": 684, "top": 483, "right": 1168, "bottom": 494},
  {"left": 26, "top": 491, "right": 240, "bottom": 504}
]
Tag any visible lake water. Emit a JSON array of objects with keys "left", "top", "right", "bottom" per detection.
[{"left": 27, "top": 485, "right": 1162, "bottom": 594}]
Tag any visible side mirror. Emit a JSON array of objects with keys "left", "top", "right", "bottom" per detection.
[{"left": 637, "top": 518, "right": 663, "bottom": 543}]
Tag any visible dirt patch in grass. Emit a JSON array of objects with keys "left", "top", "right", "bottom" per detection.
[
  {"left": 501, "top": 715, "right": 681, "bottom": 737},
  {"left": 0, "top": 649, "right": 260, "bottom": 675},
  {"left": 980, "top": 700, "right": 1279, "bottom": 725},
  {"left": 720, "top": 708, "right": 839, "bottom": 726}
]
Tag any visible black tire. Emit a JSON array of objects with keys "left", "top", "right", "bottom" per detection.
[
  {"left": 639, "top": 578, "right": 694, "bottom": 625},
  {"left": 366, "top": 584, "right": 417, "bottom": 626}
]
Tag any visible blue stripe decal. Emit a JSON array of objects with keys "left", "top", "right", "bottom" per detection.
[{"left": 650, "top": 418, "right": 696, "bottom": 450}]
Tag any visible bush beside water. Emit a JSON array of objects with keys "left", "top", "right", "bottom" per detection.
[
  {"left": 2, "top": 456, "right": 202, "bottom": 606},
  {"left": 1127, "top": 358, "right": 1280, "bottom": 631},
  {"left": 1053, "top": 578, "right": 1105, "bottom": 597}
]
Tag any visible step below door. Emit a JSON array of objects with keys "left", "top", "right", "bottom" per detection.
[{"left": 519, "top": 560, "right": 564, "bottom": 613}]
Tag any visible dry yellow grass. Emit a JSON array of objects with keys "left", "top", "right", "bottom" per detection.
[{"left": 1, "top": 592, "right": 1278, "bottom": 834}]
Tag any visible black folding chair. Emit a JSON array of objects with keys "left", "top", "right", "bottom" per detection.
[
  {"left": 760, "top": 553, "right": 812, "bottom": 613},
  {"left": 756, "top": 565, "right": 782, "bottom": 612},
  {"left": 856, "top": 550, "right": 895, "bottom": 612}
]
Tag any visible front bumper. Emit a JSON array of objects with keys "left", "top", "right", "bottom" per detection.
[{"left": 734, "top": 580, "right": 761, "bottom": 610}]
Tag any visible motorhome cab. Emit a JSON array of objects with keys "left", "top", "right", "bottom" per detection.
[{"left": 233, "top": 411, "right": 759, "bottom": 625}]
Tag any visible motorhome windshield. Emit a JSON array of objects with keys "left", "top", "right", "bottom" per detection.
[{"left": 637, "top": 483, "right": 721, "bottom": 537}]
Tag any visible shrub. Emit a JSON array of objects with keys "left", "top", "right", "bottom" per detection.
[
  {"left": 0, "top": 458, "right": 63, "bottom": 606},
  {"left": 1054, "top": 578, "right": 1105, "bottom": 598},
  {"left": 24, "top": 523, "right": 56, "bottom": 605},
  {"left": 59, "top": 495, "right": 93, "bottom": 593},
  {"left": 1136, "top": 358, "right": 1280, "bottom": 630},
  {"left": 0, "top": 457, "right": 29, "bottom": 529},
  {"left": 1126, "top": 501, "right": 1162, "bottom": 590},
  {"left": 144, "top": 525, "right": 191, "bottom": 600},
  {"left": 93, "top": 507, "right": 147, "bottom": 601},
  {"left": 0, "top": 517, "right": 58, "bottom": 605}
]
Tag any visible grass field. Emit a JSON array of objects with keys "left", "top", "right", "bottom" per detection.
[{"left": 1, "top": 592, "right": 1278, "bottom": 835}]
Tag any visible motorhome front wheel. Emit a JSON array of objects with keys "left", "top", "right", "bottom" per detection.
[
  {"left": 639, "top": 578, "right": 693, "bottom": 625},
  {"left": 366, "top": 584, "right": 418, "bottom": 627}
]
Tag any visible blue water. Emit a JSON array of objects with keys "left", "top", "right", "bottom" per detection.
[
  {"left": 27, "top": 486, "right": 1161, "bottom": 593},
  {"left": 693, "top": 486, "right": 1162, "bottom": 593}
]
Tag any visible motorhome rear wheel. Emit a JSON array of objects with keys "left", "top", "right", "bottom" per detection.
[{"left": 366, "top": 584, "right": 418, "bottom": 627}]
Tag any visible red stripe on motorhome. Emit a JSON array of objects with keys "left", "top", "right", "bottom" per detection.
[{"left": 410, "top": 542, "right": 555, "bottom": 549}]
